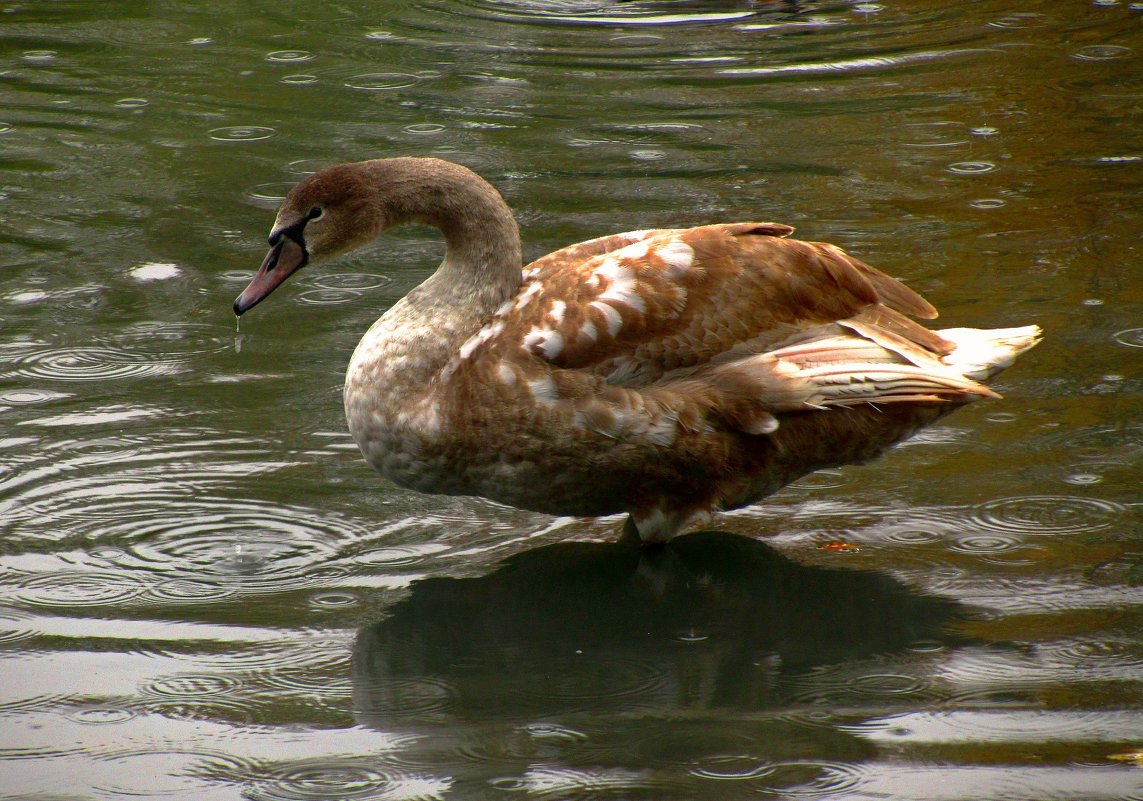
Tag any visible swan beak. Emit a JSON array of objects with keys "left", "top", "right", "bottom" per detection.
[{"left": 233, "top": 235, "right": 308, "bottom": 316}]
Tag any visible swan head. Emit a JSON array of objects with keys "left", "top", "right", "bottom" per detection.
[{"left": 234, "top": 163, "right": 387, "bottom": 316}]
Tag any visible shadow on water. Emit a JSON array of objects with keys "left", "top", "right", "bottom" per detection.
[{"left": 354, "top": 529, "right": 971, "bottom": 719}]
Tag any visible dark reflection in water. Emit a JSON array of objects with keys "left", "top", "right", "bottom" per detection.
[
  {"left": 357, "top": 531, "right": 966, "bottom": 710},
  {"left": 353, "top": 531, "right": 971, "bottom": 793}
]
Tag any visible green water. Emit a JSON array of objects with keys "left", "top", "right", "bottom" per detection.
[{"left": 1, "top": 1, "right": 1141, "bottom": 799}]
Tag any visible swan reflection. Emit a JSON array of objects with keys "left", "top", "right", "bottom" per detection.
[{"left": 354, "top": 531, "right": 968, "bottom": 725}]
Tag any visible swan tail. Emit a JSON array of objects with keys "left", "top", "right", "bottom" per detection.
[{"left": 703, "top": 323, "right": 1040, "bottom": 431}]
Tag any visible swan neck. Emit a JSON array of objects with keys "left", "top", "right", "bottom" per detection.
[{"left": 368, "top": 158, "right": 522, "bottom": 308}]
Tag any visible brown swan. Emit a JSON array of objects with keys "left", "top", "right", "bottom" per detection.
[{"left": 234, "top": 157, "right": 1040, "bottom": 543}]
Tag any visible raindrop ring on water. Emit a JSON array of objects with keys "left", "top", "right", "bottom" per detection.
[
  {"left": 344, "top": 72, "right": 421, "bottom": 90},
  {"left": 1072, "top": 45, "right": 1130, "bottom": 61},
  {"left": 266, "top": 50, "right": 314, "bottom": 63},
  {"left": 1112, "top": 328, "right": 1143, "bottom": 348},
  {"left": 208, "top": 126, "right": 277, "bottom": 142},
  {"left": 973, "top": 495, "right": 1125, "bottom": 536},
  {"left": 947, "top": 161, "right": 996, "bottom": 175}
]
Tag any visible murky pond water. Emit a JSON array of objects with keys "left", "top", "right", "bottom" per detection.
[{"left": 2, "top": 1, "right": 1141, "bottom": 798}]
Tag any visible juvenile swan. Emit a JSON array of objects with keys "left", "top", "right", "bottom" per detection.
[{"left": 234, "top": 158, "right": 1040, "bottom": 543}]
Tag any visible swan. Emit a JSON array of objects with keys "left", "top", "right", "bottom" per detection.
[{"left": 233, "top": 157, "right": 1040, "bottom": 543}]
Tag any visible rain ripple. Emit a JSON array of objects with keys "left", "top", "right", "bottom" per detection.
[
  {"left": 501, "top": 653, "right": 669, "bottom": 711},
  {"left": 970, "top": 495, "right": 1126, "bottom": 536},
  {"left": 93, "top": 749, "right": 256, "bottom": 798},
  {"left": 138, "top": 673, "right": 255, "bottom": 723},
  {"left": 6, "top": 322, "right": 231, "bottom": 383},
  {"left": 14, "top": 570, "right": 149, "bottom": 609},
  {"left": 689, "top": 759, "right": 869, "bottom": 797},
  {"left": 245, "top": 758, "right": 443, "bottom": 801}
]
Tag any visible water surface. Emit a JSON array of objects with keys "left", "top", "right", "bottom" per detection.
[{"left": 1, "top": 1, "right": 1141, "bottom": 799}]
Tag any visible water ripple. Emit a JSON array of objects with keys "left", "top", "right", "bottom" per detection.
[
  {"left": 970, "top": 495, "right": 1126, "bottom": 536},
  {"left": 94, "top": 749, "right": 255, "bottom": 797},
  {"left": 242, "top": 758, "right": 416, "bottom": 799},
  {"left": 12, "top": 346, "right": 181, "bottom": 381},
  {"left": 344, "top": 72, "right": 421, "bottom": 90},
  {"left": 14, "top": 570, "right": 149, "bottom": 608},
  {"left": 1112, "top": 328, "right": 1143, "bottom": 348},
  {"left": 946, "top": 160, "right": 996, "bottom": 174},
  {"left": 689, "top": 759, "right": 869, "bottom": 796},
  {"left": 66, "top": 706, "right": 137, "bottom": 725},
  {"left": 1072, "top": 45, "right": 1131, "bottom": 62},
  {"left": 311, "top": 273, "right": 393, "bottom": 291},
  {"left": 503, "top": 653, "right": 668, "bottom": 709},
  {"left": 209, "top": 126, "right": 277, "bottom": 142},
  {"left": 266, "top": 50, "right": 314, "bottom": 63},
  {"left": 419, "top": 0, "right": 755, "bottom": 26},
  {"left": 719, "top": 48, "right": 985, "bottom": 78},
  {"left": 295, "top": 288, "right": 364, "bottom": 306}
]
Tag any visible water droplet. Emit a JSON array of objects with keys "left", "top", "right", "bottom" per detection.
[
  {"left": 970, "top": 198, "right": 1006, "bottom": 209},
  {"left": 22, "top": 50, "right": 57, "bottom": 62},
  {"left": 971, "top": 126, "right": 1000, "bottom": 136},
  {"left": 1082, "top": 298, "right": 1104, "bottom": 306},
  {"left": 187, "top": 37, "right": 212, "bottom": 45},
  {"left": 0, "top": 122, "right": 12, "bottom": 134},
  {"left": 365, "top": 30, "right": 394, "bottom": 40},
  {"left": 114, "top": 97, "right": 148, "bottom": 109},
  {"left": 853, "top": 3, "right": 884, "bottom": 12},
  {"left": 281, "top": 74, "right": 318, "bottom": 85}
]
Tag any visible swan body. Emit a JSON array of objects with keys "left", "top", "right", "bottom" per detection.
[{"left": 234, "top": 158, "right": 1040, "bottom": 543}]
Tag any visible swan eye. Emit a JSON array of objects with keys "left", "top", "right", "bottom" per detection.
[{"left": 308, "top": 207, "right": 324, "bottom": 221}]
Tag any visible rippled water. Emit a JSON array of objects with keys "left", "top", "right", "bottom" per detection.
[{"left": 1, "top": 1, "right": 1140, "bottom": 799}]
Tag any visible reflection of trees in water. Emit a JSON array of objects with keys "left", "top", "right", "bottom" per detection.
[{"left": 354, "top": 531, "right": 969, "bottom": 721}]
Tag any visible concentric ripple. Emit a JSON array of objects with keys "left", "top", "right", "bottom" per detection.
[
  {"left": 14, "top": 570, "right": 150, "bottom": 608},
  {"left": 13, "top": 346, "right": 181, "bottom": 381},
  {"left": 208, "top": 126, "right": 277, "bottom": 142},
  {"left": 344, "top": 72, "right": 421, "bottom": 90},
  {"left": 311, "top": 273, "right": 392, "bottom": 291},
  {"left": 98, "top": 321, "right": 232, "bottom": 362},
  {"left": 502, "top": 653, "right": 668, "bottom": 709},
  {"left": 420, "top": 0, "right": 756, "bottom": 26},
  {"left": 66, "top": 706, "right": 137, "bottom": 725},
  {"left": 755, "top": 760, "right": 868, "bottom": 797},
  {"left": 898, "top": 121, "right": 970, "bottom": 149},
  {"left": 970, "top": 495, "right": 1126, "bottom": 536},
  {"left": 94, "top": 749, "right": 255, "bottom": 797},
  {"left": 1112, "top": 328, "right": 1143, "bottom": 348},
  {"left": 946, "top": 160, "right": 996, "bottom": 174},
  {"left": 245, "top": 758, "right": 402, "bottom": 800}
]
